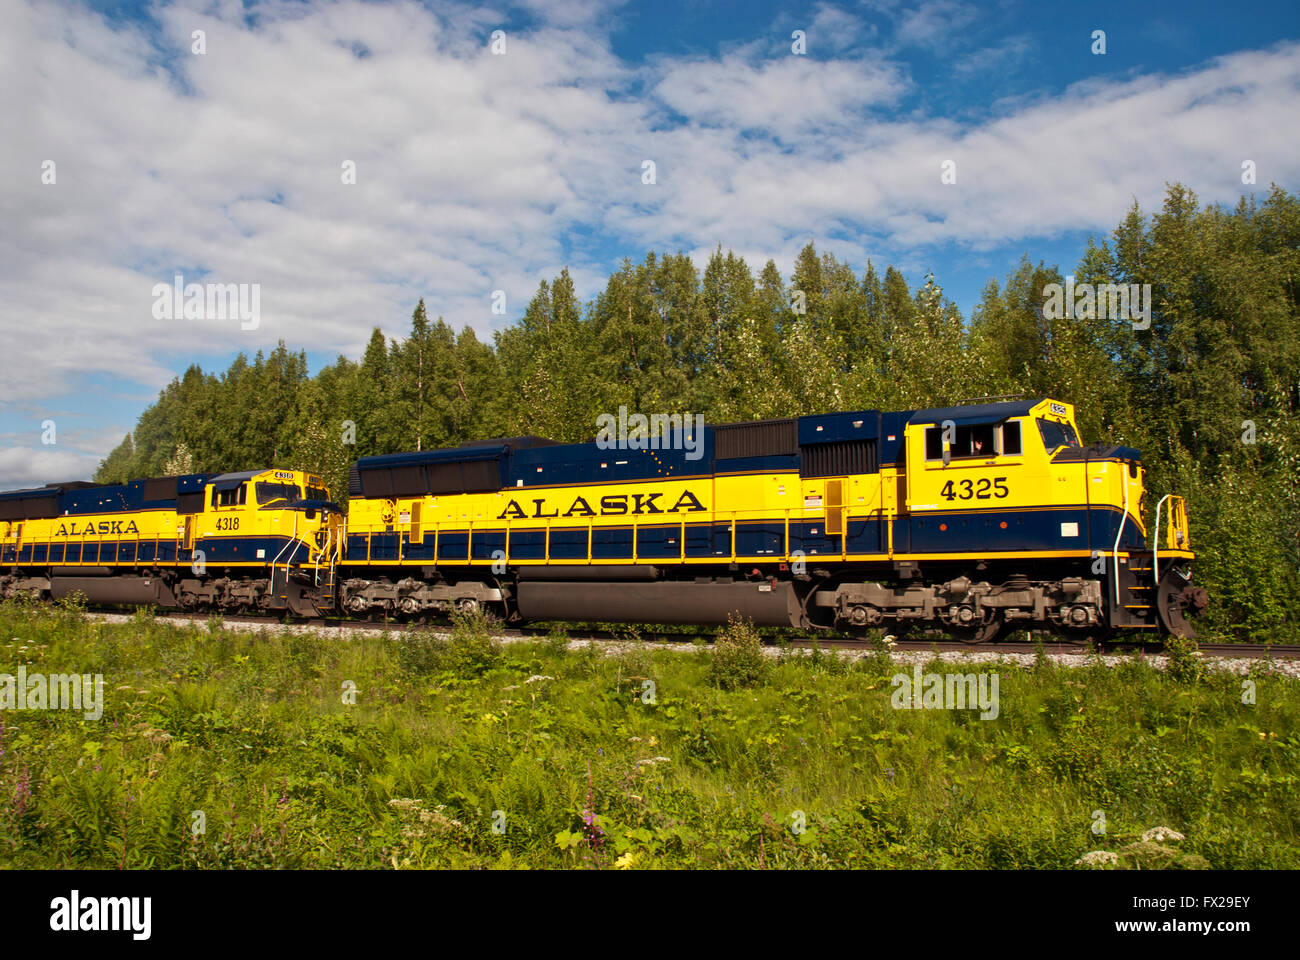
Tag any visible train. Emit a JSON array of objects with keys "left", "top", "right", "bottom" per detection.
[{"left": 0, "top": 397, "right": 1207, "bottom": 642}]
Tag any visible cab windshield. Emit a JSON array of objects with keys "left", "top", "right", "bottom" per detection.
[
  {"left": 305, "top": 485, "right": 330, "bottom": 502},
  {"left": 1037, "top": 418, "right": 1080, "bottom": 452},
  {"left": 255, "top": 482, "right": 302, "bottom": 505}
]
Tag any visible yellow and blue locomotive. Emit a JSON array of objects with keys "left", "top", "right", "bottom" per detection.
[
  {"left": 336, "top": 397, "right": 1205, "bottom": 641},
  {"left": 0, "top": 468, "right": 343, "bottom": 616}
]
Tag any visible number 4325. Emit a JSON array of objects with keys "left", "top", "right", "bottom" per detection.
[{"left": 941, "top": 477, "right": 1009, "bottom": 501}]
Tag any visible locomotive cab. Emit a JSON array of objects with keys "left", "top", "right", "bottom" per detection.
[
  {"left": 903, "top": 398, "right": 1137, "bottom": 555},
  {"left": 896, "top": 397, "right": 1200, "bottom": 637},
  {"left": 202, "top": 468, "right": 343, "bottom": 570}
]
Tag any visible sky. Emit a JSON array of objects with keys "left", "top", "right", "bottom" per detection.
[{"left": 1, "top": 0, "right": 1298, "bottom": 490}]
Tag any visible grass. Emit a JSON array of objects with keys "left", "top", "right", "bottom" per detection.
[{"left": 0, "top": 598, "right": 1297, "bottom": 869}]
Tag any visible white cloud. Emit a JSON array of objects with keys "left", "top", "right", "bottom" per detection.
[
  {"left": 654, "top": 54, "right": 905, "bottom": 140},
  {"left": 952, "top": 34, "right": 1032, "bottom": 76},
  {"left": 895, "top": 0, "right": 978, "bottom": 50},
  {"left": 0, "top": 445, "right": 104, "bottom": 491},
  {"left": 807, "top": 3, "right": 878, "bottom": 53}
]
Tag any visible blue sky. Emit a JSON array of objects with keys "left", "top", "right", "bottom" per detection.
[{"left": 2, "top": 0, "right": 1298, "bottom": 488}]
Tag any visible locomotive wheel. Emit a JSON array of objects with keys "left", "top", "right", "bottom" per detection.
[{"left": 951, "top": 615, "right": 1002, "bottom": 645}]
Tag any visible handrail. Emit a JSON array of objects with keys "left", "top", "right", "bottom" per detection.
[
  {"left": 313, "top": 521, "right": 334, "bottom": 586},
  {"left": 269, "top": 511, "right": 299, "bottom": 593},
  {"left": 1112, "top": 469, "right": 1130, "bottom": 608},
  {"left": 1152, "top": 493, "right": 1172, "bottom": 586}
]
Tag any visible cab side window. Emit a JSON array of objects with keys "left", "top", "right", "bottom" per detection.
[
  {"left": 1001, "top": 421, "right": 1022, "bottom": 455},
  {"left": 924, "top": 424, "right": 996, "bottom": 460},
  {"left": 215, "top": 485, "right": 247, "bottom": 508},
  {"left": 925, "top": 427, "right": 943, "bottom": 460}
]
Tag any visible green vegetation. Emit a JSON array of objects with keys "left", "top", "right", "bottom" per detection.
[
  {"left": 92, "top": 184, "right": 1300, "bottom": 641},
  {"left": 2, "top": 602, "right": 1296, "bottom": 869}
]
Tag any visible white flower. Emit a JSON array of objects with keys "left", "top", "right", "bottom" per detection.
[
  {"left": 525, "top": 674, "right": 555, "bottom": 684},
  {"left": 1141, "top": 826, "right": 1185, "bottom": 843},
  {"left": 1075, "top": 850, "right": 1119, "bottom": 866}
]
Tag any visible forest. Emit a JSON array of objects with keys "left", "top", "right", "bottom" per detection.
[{"left": 95, "top": 184, "right": 1300, "bottom": 641}]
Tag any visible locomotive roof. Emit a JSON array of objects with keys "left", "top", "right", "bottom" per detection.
[
  {"left": 907, "top": 399, "right": 1038, "bottom": 426},
  {"left": 357, "top": 445, "right": 511, "bottom": 469}
]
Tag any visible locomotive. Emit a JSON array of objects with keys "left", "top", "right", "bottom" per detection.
[
  {"left": 0, "top": 469, "right": 342, "bottom": 617},
  {"left": 0, "top": 398, "right": 1206, "bottom": 641}
]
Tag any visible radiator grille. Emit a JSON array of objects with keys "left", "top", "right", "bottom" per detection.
[
  {"left": 800, "top": 439, "right": 878, "bottom": 477},
  {"left": 713, "top": 418, "right": 797, "bottom": 460}
]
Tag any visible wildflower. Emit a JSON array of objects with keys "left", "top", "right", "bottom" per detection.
[
  {"left": 386, "top": 797, "right": 464, "bottom": 835},
  {"left": 525, "top": 675, "right": 555, "bottom": 684},
  {"left": 1141, "top": 826, "right": 1185, "bottom": 843},
  {"left": 14, "top": 766, "right": 31, "bottom": 818},
  {"left": 582, "top": 760, "right": 605, "bottom": 851},
  {"left": 1075, "top": 850, "right": 1119, "bottom": 867}
]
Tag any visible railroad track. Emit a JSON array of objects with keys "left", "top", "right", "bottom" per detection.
[{"left": 98, "top": 609, "right": 1300, "bottom": 660}]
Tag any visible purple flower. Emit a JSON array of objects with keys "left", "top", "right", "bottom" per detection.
[{"left": 14, "top": 766, "right": 31, "bottom": 818}]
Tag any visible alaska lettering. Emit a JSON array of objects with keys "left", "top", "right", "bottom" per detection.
[
  {"left": 497, "top": 489, "right": 705, "bottom": 520},
  {"left": 55, "top": 521, "right": 141, "bottom": 537}
]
